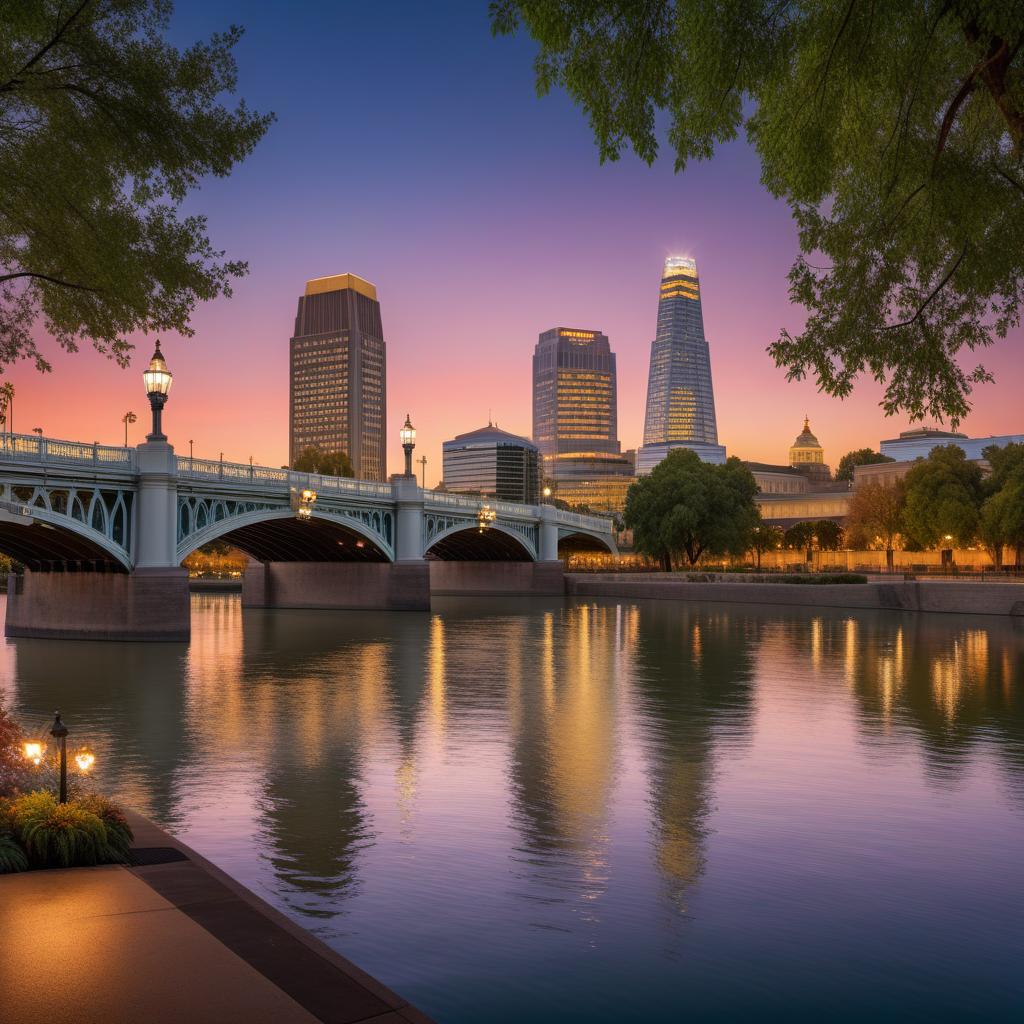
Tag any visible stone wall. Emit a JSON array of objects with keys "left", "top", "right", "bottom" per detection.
[
  {"left": 428, "top": 560, "right": 564, "bottom": 596},
  {"left": 242, "top": 561, "right": 430, "bottom": 611}
]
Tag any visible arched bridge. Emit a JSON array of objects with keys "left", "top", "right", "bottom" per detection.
[{"left": 0, "top": 433, "right": 616, "bottom": 640}]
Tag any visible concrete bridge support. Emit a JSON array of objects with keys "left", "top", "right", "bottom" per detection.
[
  {"left": 5, "top": 568, "right": 190, "bottom": 642},
  {"left": 428, "top": 561, "right": 564, "bottom": 597},
  {"left": 242, "top": 561, "right": 430, "bottom": 612}
]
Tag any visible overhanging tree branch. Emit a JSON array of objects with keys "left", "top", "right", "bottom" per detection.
[
  {"left": 0, "top": 271, "right": 99, "bottom": 292},
  {"left": 883, "top": 242, "right": 968, "bottom": 331}
]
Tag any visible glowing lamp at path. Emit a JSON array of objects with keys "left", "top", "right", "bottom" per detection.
[
  {"left": 143, "top": 340, "right": 173, "bottom": 441},
  {"left": 74, "top": 749, "right": 96, "bottom": 773},
  {"left": 22, "top": 740, "right": 44, "bottom": 765},
  {"left": 400, "top": 414, "right": 416, "bottom": 476}
]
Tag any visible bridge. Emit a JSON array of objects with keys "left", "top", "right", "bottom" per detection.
[{"left": 0, "top": 432, "right": 616, "bottom": 640}]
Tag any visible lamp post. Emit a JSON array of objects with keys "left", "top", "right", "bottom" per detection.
[
  {"left": 50, "top": 712, "right": 69, "bottom": 804},
  {"left": 142, "top": 340, "right": 173, "bottom": 441},
  {"left": 122, "top": 410, "right": 137, "bottom": 447},
  {"left": 400, "top": 413, "right": 416, "bottom": 476},
  {"left": 542, "top": 486, "right": 552, "bottom": 505},
  {"left": 417, "top": 455, "right": 427, "bottom": 489}
]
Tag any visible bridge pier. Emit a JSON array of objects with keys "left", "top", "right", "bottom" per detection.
[
  {"left": 5, "top": 568, "right": 190, "bottom": 642},
  {"left": 427, "top": 561, "right": 565, "bottom": 597},
  {"left": 241, "top": 561, "right": 430, "bottom": 612}
]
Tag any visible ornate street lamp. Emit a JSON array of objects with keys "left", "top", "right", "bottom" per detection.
[
  {"left": 400, "top": 413, "right": 416, "bottom": 476},
  {"left": 477, "top": 504, "right": 496, "bottom": 533},
  {"left": 143, "top": 340, "right": 173, "bottom": 441},
  {"left": 122, "top": 410, "right": 137, "bottom": 446},
  {"left": 50, "top": 712, "right": 69, "bottom": 803}
]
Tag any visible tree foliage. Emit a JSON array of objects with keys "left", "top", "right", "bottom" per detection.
[
  {"left": 292, "top": 446, "right": 354, "bottom": 478},
  {"left": 814, "top": 520, "right": 844, "bottom": 551},
  {"left": 980, "top": 442, "right": 1024, "bottom": 565},
  {"left": 624, "top": 449, "right": 759, "bottom": 568},
  {"left": 845, "top": 480, "right": 907, "bottom": 552},
  {"left": 492, "top": 1, "right": 1024, "bottom": 423},
  {"left": 783, "top": 521, "right": 816, "bottom": 552},
  {"left": 0, "top": 0, "right": 272, "bottom": 378},
  {"left": 749, "top": 522, "right": 783, "bottom": 568},
  {"left": 835, "top": 448, "right": 895, "bottom": 482},
  {"left": 902, "top": 445, "right": 984, "bottom": 548}
]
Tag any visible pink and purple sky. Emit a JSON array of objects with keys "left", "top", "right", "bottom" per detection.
[{"left": 8, "top": 1, "right": 1022, "bottom": 484}]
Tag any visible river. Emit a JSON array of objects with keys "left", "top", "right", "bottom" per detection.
[{"left": 2, "top": 594, "right": 1022, "bottom": 1022}]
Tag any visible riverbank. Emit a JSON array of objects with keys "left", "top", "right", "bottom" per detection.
[
  {"left": 566, "top": 572, "right": 1024, "bottom": 616},
  {"left": 0, "top": 810, "right": 433, "bottom": 1024}
]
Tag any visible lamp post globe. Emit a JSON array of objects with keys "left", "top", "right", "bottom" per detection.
[
  {"left": 143, "top": 340, "right": 173, "bottom": 441},
  {"left": 400, "top": 413, "right": 416, "bottom": 476}
]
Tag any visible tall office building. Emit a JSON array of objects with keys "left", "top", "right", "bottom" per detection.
[
  {"left": 532, "top": 327, "right": 634, "bottom": 510},
  {"left": 289, "top": 274, "right": 386, "bottom": 480},
  {"left": 637, "top": 257, "right": 725, "bottom": 474}
]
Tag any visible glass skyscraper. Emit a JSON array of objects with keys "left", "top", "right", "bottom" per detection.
[
  {"left": 638, "top": 257, "right": 726, "bottom": 473},
  {"left": 532, "top": 327, "right": 634, "bottom": 507},
  {"left": 442, "top": 424, "right": 540, "bottom": 504},
  {"left": 289, "top": 274, "right": 387, "bottom": 480}
]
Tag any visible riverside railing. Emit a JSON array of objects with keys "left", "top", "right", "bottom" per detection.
[
  {"left": 0, "top": 433, "right": 136, "bottom": 470},
  {"left": 175, "top": 456, "right": 394, "bottom": 498}
]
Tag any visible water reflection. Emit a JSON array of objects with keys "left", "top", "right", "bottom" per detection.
[{"left": 2, "top": 595, "right": 1023, "bottom": 1022}]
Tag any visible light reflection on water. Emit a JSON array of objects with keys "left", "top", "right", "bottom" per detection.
[{"left": 2, "top": 594, "right": 1023, "bottom": 1022}]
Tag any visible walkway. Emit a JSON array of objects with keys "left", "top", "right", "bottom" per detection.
[{"left": 0, "top": 812, "right": 433, "bottom": 1024}]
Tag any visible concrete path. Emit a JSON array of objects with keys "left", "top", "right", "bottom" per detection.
[{"left": 0, "top": 813, "right": 433, "bottom": 1024}]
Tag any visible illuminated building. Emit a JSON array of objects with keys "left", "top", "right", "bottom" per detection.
[
  {"left": 532, "top": 327, "right": 634, "bottom": 511},
  {"left": 788, "top": 416, "right": 831, "bottom": 482},
  {"left": 637, "top": 257, "right": 726, "bottom": 473},
  {"left": 288, "top": 274, "right": 386, "bottom": 480},
  {"left": 442, "top": 424, "right": 540, "bottom": 504},
  {"left": 879, "top": 427, "right": 1024, "bottom": 462}
]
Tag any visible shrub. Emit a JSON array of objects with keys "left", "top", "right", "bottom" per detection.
[
  {"left": 0, "top": 831, "right": 28, "bottom": 873},
  {"left": 77, "top": 794, "right": 134, "bottom": 862},
  {"left": 17, "top": 798, "right": 108, "bottom": 869},
  {"left": 0, "top": 704, "right": 32, "bottom": 797}
]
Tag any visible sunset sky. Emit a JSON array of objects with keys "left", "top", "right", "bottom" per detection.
[{"left": 9, "top": 1, "right": 1022, "bottom": 485}]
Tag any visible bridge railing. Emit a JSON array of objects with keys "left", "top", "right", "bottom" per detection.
[
  {"left": 0, "top": 433, "right": 136, "bottom": 470},
  {"left": 176, "top": 457, "right": 393, "bottom": 498},
  {"left": 424, "top": 490, "right": 540, "bottom": 518}
]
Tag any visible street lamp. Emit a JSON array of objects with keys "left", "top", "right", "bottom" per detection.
[
  {"left": 50, "top": 712, "right": 69, "bottom": 803},
  {"left": 400, "top": 413, "right": 416, "bottom": 476},
  {"left": 122, "top": 411, "right": 137, "bottom": 446},
  {"left": 143, "top": 340, "right": 173, "bottom": 441},
  {"left": 542, "top": 486, "right": 552, "bottom": 504},
  {"left": 32, "top": 426, "right": 43, "bottom": 437},
  {"left": 417, "top": 454, "right": 427, "bottom": 489}
]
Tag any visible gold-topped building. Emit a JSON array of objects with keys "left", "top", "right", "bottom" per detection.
[
  {"left": 788, "top": 416, "right": 831, "bottom": 482},
  {"left": 289, "top": 274, "right": 386, "bottom": 479}
]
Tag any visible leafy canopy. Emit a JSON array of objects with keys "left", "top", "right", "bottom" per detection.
[
  {"left": 845, "top": 479, "right": 907, "bottom": 549},
  {"left": 835, "top": 448, "right": 895, "bottom": 482},
  {"left": 492, "top": 1, "right": 1024, "bottom": 424},
  {"left": 0, "top": 0, "right": 272, "bottom": 377},
  {"left": 902, "top": 444, "right": 984, "bottom": 547},
  {"left": 292, "top": 446, "right": 354, "bottom": 478},
  {"left": 979, "top": 442, "right": 1024, "bottom": 562},
  {"left": 624, "top": 448, "right": 759, "bottom": 567}
]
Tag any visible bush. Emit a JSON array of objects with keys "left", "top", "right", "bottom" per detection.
[
  {"left": 77, "top": 794, "right": 134, "bottom": 862},
  {"left": 0, "top": 831, "right": 28, "bottom": 873},
  {"left": 7, "top": 791, "right": 133, "bottom": 869},
  {"left": 0, "top": 704, "right": 32, "bottom": 797}
]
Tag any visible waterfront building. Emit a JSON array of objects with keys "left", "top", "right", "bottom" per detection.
[
  {"left": 879, "top": 427, "right": 1024, "bottom": 462},
  {"left": 637, "top": 256, "right": 726, "bottom": 474},
  {"left": 442, "top": 424, "right": 540, "bottom": 504},
  {"left": 289, "top": 273, "right": 386, "bottom": 480},
  {"left": 532, "top": 327, "right": 634, "bottom": 509},
  {"left": 788, "top": 416, "right": 832, "bottom": 483}
]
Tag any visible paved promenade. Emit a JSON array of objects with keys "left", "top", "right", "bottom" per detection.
[{"left": 0, "top": 812, "right": 433, "bottom": 1024}]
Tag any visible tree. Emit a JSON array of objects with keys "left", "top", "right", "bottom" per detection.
[
  {"left": 902, "top": 445, "right": 984, "bottom": 549},
  {"left": 624, "top": 449, "right": 759, "bottom": 569},
  {"left": 1, "top": 1, "right": 272, "bottom": 378},
  {"left": 292, "top": 446, "right": 354, "bottom": 478},
  {"left": 749, "top": 522, "right": 783, "bottom": 570},
  {"left": 784, "top": 522, "right": 817, "bottom": 562},
  {"left": 814, "top": 520, "right": 844, "bottom": 551},
  {"left": 835, "top": 449, "right": 895, "bottom": 483},
  {"left": 845, "top": 480, "right": 907, "bottom": 571},
  {"left": 493, "top": 2, "right": 1024, "bottom": 424},
  {"left": 980, "top": 442, "right": 1024, "bottom": 567}
]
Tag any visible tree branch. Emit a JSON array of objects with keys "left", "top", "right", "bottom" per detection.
[
  {"left": 884, "top": 242, "right": 967, "bottom": 331},
  {"left": 0, "top": 0, "right": 95, "bottom": 94},
  {"left": 0, "top": 271, "right": 99, "bottom": 292}
]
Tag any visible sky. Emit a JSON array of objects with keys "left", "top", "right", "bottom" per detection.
[{"left": 9, "top": 1, "right": 1023, "bottom": 485}]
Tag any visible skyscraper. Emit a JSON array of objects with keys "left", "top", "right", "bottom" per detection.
[
  {"left": 442, "top": 424, "right": 540, "bottom": 504},
  {"left": 532, "top": 327, "right": 634, "bottom": 509},
  {"left": 637, "top": 257, "right": 726, "bottom": 473},
  {"left": 289, "top": 274, "right": 386, "bottom": 480}
]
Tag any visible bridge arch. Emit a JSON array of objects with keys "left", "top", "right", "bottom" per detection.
[
  {"left": 557, "top": 529, "right": 617, "bottom": 556},
  {"left": 0, "top": 505, "right": 132, "bottom": 572},
  {"left": 176, "top": 508, "right": 394, "bottom": 564},
  {"left": 424, "top": 521, "right": 536, "bottom": 561}
]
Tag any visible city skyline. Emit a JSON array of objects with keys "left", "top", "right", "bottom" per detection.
[{"left": 4, "top": 1, "right": 1022, "bottom": 485}]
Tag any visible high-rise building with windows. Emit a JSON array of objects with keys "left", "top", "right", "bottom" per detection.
[
  {"left": 532, "top": 327, "right": 634, "bottom": 510},
  {"left": 289, "top": 274, "right": 386, "bottom": 480},
  {"left": 442, "top": 424, "right": 540, "bottom": 504},
  {"left": 637, "top": 257, "right": 726, "bottom": 473}
]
